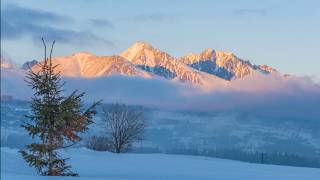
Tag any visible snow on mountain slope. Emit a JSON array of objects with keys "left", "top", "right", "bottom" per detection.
[
  {"left": 2, "top": 147, "right": 320, "bottom": 180},
  {"left": 31, "top": 52, "right": 153, "bottom": 78},
  {"left": 120, "top": 42, "right": 227, "bottom": 88},
  {"left": 2, "top": 41, "right": 295, "bottom": 90},
  {"left": 180, "top": 49, "right": 278, "bottom": 80}
]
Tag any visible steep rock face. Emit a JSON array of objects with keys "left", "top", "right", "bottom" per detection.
[
  {"left": 180, "top": 49, "right": 255, "bottom": 80},
  {"left": 31, "top": 52, "right": 152, "bottom": 78},
  {"left": 120, "top": 42, "right": 226, "bottom": 86}
]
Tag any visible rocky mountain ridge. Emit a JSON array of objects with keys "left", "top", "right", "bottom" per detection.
[{"left": 2, "top": 41, "right": 284, "bottom": 88}]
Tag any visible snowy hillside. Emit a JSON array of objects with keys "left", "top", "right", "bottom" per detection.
[{"left": 2, "top": 147, "right": 320, "bottom": 180}]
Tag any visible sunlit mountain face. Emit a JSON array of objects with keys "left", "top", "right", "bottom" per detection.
[{"left": 3, "top": 41, "right": 287, "bottom": 90}]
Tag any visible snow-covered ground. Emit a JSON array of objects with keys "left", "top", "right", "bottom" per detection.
[{"left": 1, "top": 147, "right": 319, "bottom": 180}]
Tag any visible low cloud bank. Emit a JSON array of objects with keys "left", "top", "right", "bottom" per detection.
[
  {"left": 2, "top": 71, "right": 320, "bottom": 120},
  {"left": 63, "top": 74, "right": 320, "bottom": 120}
]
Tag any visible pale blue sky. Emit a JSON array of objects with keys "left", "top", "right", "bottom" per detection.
[{"left": 1, "top": 0, "right": 320, "bottom": 79}]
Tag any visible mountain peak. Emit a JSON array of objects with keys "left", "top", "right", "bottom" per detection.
[
  {"left": 120, "top": 41, "right": 157, "bottom": 63},
  {"left": 72, "top": 51, "right": 95, "bottom": 57},
  {"left": 180, "top": 49, "right": 256, "bottom": 80},
  {"left": 202, "top": 48, "right": 214, "bottom": 53},
  {"left": 120, "top": 42, "right": 226, "bottom": 87},
  {"left": 132, "top": 41, "right": 154, "bottom": 50},
  {"left": 215, "top": 50, "right": 235, "bottom": 58}
]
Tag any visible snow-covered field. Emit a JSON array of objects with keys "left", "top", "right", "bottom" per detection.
[{"left": 1, "top": 147, "right": 319, "bottom": 180}]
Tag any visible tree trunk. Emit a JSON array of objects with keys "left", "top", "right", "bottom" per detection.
[{"left": 48, "top": 135, "right": 54, "bottom": 175}]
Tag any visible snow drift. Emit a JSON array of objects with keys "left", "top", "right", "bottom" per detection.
[{"left": 2, "top": 147, "right": 320, "bottom": 180}]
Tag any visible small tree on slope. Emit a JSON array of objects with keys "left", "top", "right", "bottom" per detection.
[{"left": 20, "top": 39, "right": 100, "bottom": 176}]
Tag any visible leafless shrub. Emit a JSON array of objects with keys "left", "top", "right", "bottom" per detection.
[{"left": 86, "top": 136, "right": 112, "bottom": 151}]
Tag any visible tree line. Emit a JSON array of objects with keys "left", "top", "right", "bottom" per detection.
[{"left": 166, "top": 148, "right": 320, "bottom": 168}]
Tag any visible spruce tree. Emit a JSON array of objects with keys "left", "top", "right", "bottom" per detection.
[{"left": 20, "top": 39, "right": 100, "bottom": 176}]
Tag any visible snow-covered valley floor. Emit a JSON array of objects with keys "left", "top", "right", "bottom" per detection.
[{"left": 1, "top": 147, "right": 319, "bottom": 180}]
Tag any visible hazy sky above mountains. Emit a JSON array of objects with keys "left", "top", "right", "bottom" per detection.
[{"left": 1, "top": 0, "right": 320, "bottom": 79}]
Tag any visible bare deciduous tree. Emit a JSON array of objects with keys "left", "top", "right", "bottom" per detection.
[{"left": 102, "top": 103, "right": 147, "bottom": 153}]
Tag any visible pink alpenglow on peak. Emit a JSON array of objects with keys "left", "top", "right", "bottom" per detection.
[{"left": 31, "top": 53, "right": 153, "bottom": 78}]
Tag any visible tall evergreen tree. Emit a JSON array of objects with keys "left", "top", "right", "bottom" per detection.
[{"left": 20, "top": 39, "right": 100, "bottom": 176}]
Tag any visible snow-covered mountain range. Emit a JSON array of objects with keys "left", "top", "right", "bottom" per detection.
[{"left": 1, "top": 41, "right": 287, "bottom": 89}]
